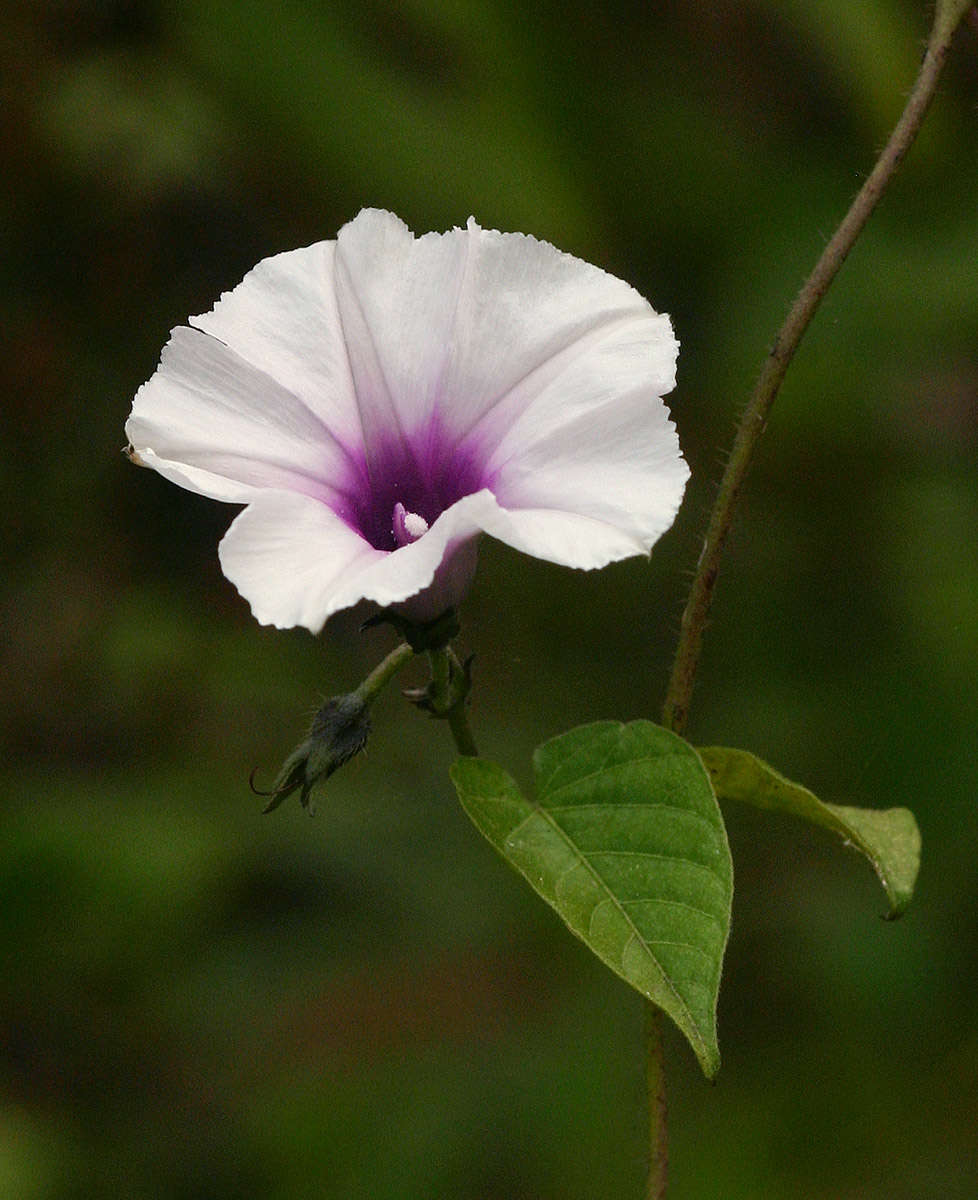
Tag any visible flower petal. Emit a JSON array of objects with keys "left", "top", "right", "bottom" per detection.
[
  {"left": 484, "top": 507, "right": 652, "bottom": 567},
  {"left": 126, "top": 326, "right": 358, "bottom": 514},
  {"left": 489, "top": 380, "right": 689, "bottom": 552},
  {"left": 447, "top": 222, "right": 677, "bottom": 451},
  {"left": 220, "top": 491, "right": 491, "bottom": 633},
  {"left": 502, "top": 437, "right": 689, "bottom": 553},
  {"left": 218, "top": 493, "right": 386, "bottom": 632},
  {"left": 332, "top": 208, "right": 473, "bottom": 445},
  {"left": 220, "top": 479, "right": 682, "bottom": 635},
  {"left": 330, "top": 211, "right": 674, "bottom": 458},
  {"left": 190, "top": 240, "right": 364, "bottom": 446},
  {"left": 480, "top": 309, "right": 678, "bottom": 473}
]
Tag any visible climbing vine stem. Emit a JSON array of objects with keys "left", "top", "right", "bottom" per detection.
[{"left": 647, "top": 7, "right": 972, "bottom": 1197}]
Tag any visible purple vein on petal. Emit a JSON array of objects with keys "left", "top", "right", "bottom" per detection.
[{"left": 328, "top": 229, "right": 495, "bottom": 551}]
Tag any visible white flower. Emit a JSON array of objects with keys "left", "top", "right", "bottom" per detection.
[{"left": 126, "top": 208, "right": 688, "bottom": 634}]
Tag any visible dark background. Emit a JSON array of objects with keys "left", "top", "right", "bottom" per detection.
[{"left": 2, "top": 1, "right": 977, "bottom": 1196}]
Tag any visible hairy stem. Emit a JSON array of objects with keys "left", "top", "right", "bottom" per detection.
[
  {"left": 355, "top": 641, "right": 416, "bottom": 704},
  {"left": 645, "top": 8, "right": 969, "bottom": 1197},
  {"left": 661, "top": 8, "right": 965, "bottom": 738}
]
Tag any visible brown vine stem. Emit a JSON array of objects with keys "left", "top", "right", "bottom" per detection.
[
  {"left": 647, "top": 5, "right": 971, "bottom": 1197},
  {"left": 660, "top": 3, "right": 969, "bottom": 739},
  {"left": 644, "top": 1003, "right": 668, "bottom": 1200}
]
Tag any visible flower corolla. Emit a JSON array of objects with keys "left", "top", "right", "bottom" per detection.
[{"left": 126, "top": 208, "right": 688, "bottom": 633}]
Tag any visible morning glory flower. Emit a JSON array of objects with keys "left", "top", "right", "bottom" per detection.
[{"left": 126, "top": 208, "right": 687, "bottom": 633}]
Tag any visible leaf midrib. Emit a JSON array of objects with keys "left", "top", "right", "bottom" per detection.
[{"left": 508, "top": 796, "right": 707, "bottom": 1059}]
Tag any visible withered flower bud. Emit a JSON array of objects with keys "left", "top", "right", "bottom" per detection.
[{"left": 251, "top": 693, "right": 371, "bottom": 814}]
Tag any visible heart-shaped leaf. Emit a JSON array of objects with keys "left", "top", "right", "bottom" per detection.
[
  {"left": 697, "top": 746, "right": 920, "bottom": 917},
  {"left": 451, "top": 721, "right": 732, "bottom": 1077}
]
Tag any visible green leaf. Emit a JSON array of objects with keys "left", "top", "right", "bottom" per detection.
[
  {"left": 451, "top": 721, "right": 732, "bottom": 1077},
  {"left": 697, "top": 746, "right": 921, "bottom": 918}
]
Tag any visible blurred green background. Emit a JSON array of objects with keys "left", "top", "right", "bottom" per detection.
[{"left": 3, "top": 1, "right": 977, "bottom": 1196}]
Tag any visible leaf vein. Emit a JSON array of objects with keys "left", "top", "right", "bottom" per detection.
[
  {"left": 583, "top": 848, "right": 729, "bottom": 889},
  {"left": 545, "top": 800, "right": 719, "bottom": 833},
  {"left": 617, "top": 896, "right": 725, "bottom": 928},
  {"left": 587, "top": 895, "right": 724, "bottom": 943},
  {"left": 543, "top": 750, "right": 693, "bottom": 806},
  {"left": 532, "top": 807, "right": 703, "bottom": 1053}
]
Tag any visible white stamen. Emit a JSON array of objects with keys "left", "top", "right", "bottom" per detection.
[
  {"left": 404, "top": 511, "right": 429, "bottom": 538},
  {"left": 392, "top": 501, "right": 429, "bottom": 546}
]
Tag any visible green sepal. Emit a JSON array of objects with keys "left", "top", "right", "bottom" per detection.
[{"left": 360, "top": 607, "right": 460, "bottom": 653}]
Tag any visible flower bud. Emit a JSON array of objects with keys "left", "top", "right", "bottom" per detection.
[
  {"left": 360, "top": 607, "right": 460, "bottom": 653},
  {"left": 252, "top": 693, "right": 371, "bottom": 814}
]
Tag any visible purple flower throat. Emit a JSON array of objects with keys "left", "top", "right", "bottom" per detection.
[{"left": 342, "top": 425, "right": 490, "bottom": 553}]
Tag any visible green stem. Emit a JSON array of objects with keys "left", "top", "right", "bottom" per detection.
[
  {"left": 445, "top": 647, "right": 479, "bottom": 757},
  {"left": 660, "top": 7, "right": 964, "bottom": 739},
  {"left": 427, "top": 645, "right": 479, "bottom": 757},
  {"left": 446, "top": 697, "right": 479, "bottom": 757},
  {"left": 354, "top": 641, "right": 416, "bottom": 704}
]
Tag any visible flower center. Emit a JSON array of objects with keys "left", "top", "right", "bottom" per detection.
[
  {"left": 392, "top": 501, "right": 430, "bottom": 547},
  {"left": 347, "top": 424, "right": 490, "bottom": 552}
]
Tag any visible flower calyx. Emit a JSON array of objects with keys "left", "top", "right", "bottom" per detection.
[
  {"left": 251, "top": 693, "right": 371, "bottom": 815},
  {"left": 403, "top": 647, "right": 474, "bottom": 721},
  {"left": 361, "top": 607, "right": 460, "bottom": 653}
]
